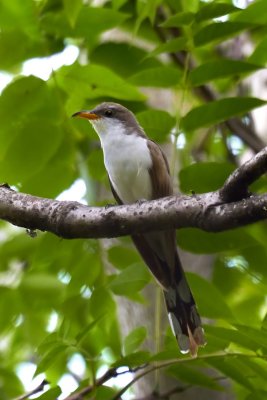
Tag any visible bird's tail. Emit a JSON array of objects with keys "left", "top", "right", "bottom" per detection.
[
  {"left": 163, "top": 254, "right": 206, "bottom": 356},
  {"left": 131, "top": 233, "right": 206, "bottom": 356}
]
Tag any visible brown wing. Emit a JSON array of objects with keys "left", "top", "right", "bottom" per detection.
[
  {"left": 147, "top": 140, "right": 173, "bottom": 199},
  {"left": 108, "top": 176, "right": 123, "bottom": 205}
]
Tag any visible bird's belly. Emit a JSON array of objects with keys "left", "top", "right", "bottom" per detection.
[
  {"left": 101, "top": 132, "right": 153, "bottom": 204},
  {"left": 109, "top": 161, "right": 152, "bottom": 204}
]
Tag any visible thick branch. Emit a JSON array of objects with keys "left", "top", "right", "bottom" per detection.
[
  {"left": 1, "top": 147, "right": 267, "bottom": 239},
  {"left": 0, "top": 188, "right": 267, "bottom": 239}
]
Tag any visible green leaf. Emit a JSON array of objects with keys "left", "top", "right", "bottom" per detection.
[
  {"left": 124, "top": 327, "right": 147, "bottom": 355},
  {"left": 89, "top": 287, "right": 116, "bottom": 319},
  {"left": 178, "top": 228, "right": 258, "bottom": 254},
  {"left": 150, "top": 350, "right": 181, "bottom": 361},
  {"left": 196, "top": 2, "right": 240, "bottom": 22},
  {"left": 35, "top": 343, "right": 68, "bottom": 376},
  {"left": 187, "top": 273, "right": 235, "bottom": 321},
  {"left": 63, "top": 0, "right": 82, "bottom": 27},
  {"left": 137, "top": 109, "right": 175, "bottom": 142},
  {"left": 41, "top": 7, "right": 128, "bottom": 42},
  {"left": 19, "top": 273, "right": 65, "bottom": 298},
  {"left": 112, "top": 0, "right": 128, "bottom": 9},
  {"left": 190, "top": 60, "right": 262, "bottom": 86},
  {"left": 76, "top": 315, "right": 106, "bottom": 345},
  {"left": 95, "top": 386, "right": 117, "bottom": 400},
  {"left": 234, "top": 324, "right": 267, "bottom": 351},
  {"left": 0, "top": 0, "right": 40, "bottom": 39},
  {"left": 113, "top": 350, "right": 150, "bottom": 368},
  {"left": 205, "top": 325, "right": 262, "bottom": 352},
  {"left": 108, "top": 246, "right": 141, "bottom": 270},
  {"left": 56, "top": 63, "right": 145, "bottom": 102},
  {"left": 109, "top": 263, "right": 151, "bottom": 297},
  {"left": 0, "top": 119, "right": 64, "bottom": 184},
  {"left": 194, "top": 22, "right": 254, "bottom": 47},
  {"left": 246, "top": 391, "right": 267, "bottom": 400},
  {"left": 181, "top": 97, "right": 266, "bottom": 131},
  {"left": 160, "top": 11, "right": 195, "bottom": 27},
  {"left": 242, "top": 244, "right": 267, "bottom": 281},
  {"left": 179, "top": 162, "right": 235, "bottom": 193},
  {"left": 0, "top": 76, "right": 63, "bottom": 159},
  {"left": 135, "top": 0, "right": 161, "bottom": 32},
  {"left": 233, "top": 0, "right": 267, "bottom": 25},
  {"left": 21, "top": 133, "right": 76, "bottom": 198},
  {"left": 206, "top": 356, "right": 256, "bottom": 391},
  {"left": 0, "top": 367, "right": 24, "bottom": 397},
  {"left": 244, "top": 359, "right": 267, "bottom": 385},
  {"left": 0, "top": 287, "right": 19, "bottom": 333},
  {"left": 37, "top": 333, "right": 62, "bottom": 355},
  {"left": 149, "top": 37, "right": 188, "bottom": 57},
  {"left": 129, "top": 66, "right": 182, "bottom": 87},
  {"left": 167, "top": 364, "right": 223, "bottom": 390},
  {"left": 0, "top": 30, "right": 46, "bottom": 70},
  {"left": 37, "top": 386, "right": 62, "bottom": 400},
  {"left": 249, "top": 36, "right": 267, "bottom": 65},
  {"left": 90, "top": 42, "right": 161, "bottom": 78}
]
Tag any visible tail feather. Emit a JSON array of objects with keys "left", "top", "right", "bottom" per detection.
[
  {"left": 164, "top": 253, "right": 206, "bottom": 355},
  {"left": 164, "top": 286, "right": 205, "bottom": 356},
  {"left": 132, "top": 233, "right": 206, "bottom": 356}
]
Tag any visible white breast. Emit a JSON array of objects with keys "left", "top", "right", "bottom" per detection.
[{"left": 92, "top": 119, "right": 152, "bottom": 204}]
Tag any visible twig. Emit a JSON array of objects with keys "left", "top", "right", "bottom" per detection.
[
  {"left": 220, "top": 146, "right": 267, "bottom": 201},
  {"left": 63, "top": 367, "right": 118, "bottom": 400},
  {"left": 63, "top": 365, "right": 145, "bottom": 400},
  {"left": 112, "top": 352, "right": 267, "bottom": 400},
  {"left": 15, "top": 379, "right": 49, "bottom": 400}
]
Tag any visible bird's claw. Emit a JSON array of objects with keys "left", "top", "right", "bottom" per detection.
[
  {"left": 105, "top": 203, "right": 116, "bottom": 209},
  {"left": 136, "top": 198, "right": 147, "bottom": 206}
]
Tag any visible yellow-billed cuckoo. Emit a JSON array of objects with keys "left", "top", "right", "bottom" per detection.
[{"left": 73, "top": 102, "right": 206, "bottom": 355}]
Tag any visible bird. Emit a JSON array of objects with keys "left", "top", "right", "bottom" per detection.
[{"left": 73, "top": 102, "right": 206, "bottom": 356}]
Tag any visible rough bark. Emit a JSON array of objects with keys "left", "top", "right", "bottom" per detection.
[{"left": 1, "top": 141, "right": 267, "bottom": 240}]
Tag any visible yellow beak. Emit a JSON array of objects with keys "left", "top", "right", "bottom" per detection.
[{"left": 72, "top": 111, "right": 100, "bottom": 120}]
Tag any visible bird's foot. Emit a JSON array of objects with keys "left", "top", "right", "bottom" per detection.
[
  {"left": 136, "top": 198, "right": 147, "bottom": 206},
  {"left": 105, "top": 203, "right": 116, "bottom": 210}
]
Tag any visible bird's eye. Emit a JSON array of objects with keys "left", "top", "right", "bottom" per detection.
[{"left": 104, "top": 109, "right": 113, "bottom": 117}]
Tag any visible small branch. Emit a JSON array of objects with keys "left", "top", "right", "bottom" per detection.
[
  {"left": 63, "top": 367, "right": 119, "bottom": 400},
  {"left": 63, "top": 365, "right": 145, "bottom": 400},
  {"left": 15, "top": 379, "right": 49, "bottom": 400},
  {"left": 112, "top": 352, "right": 267, "bottom": 400},
  {"left": 220, "top": 145, "right": 267, "bottom": 201}
]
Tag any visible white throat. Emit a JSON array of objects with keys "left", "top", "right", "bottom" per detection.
[{"left": 90, "top": 118, "right": 153, "bottom": 204}]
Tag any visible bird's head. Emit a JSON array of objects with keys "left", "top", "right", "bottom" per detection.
[{"left": 72, "top": 102, "right": 145, "bottom": 138}]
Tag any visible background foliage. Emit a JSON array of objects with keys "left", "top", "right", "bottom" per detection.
[{"left": 1, "top": 0, "right": 267, "bottom": 399}]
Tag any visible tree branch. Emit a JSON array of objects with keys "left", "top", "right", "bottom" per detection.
[
  {"left": 63, "top": 365, "right": 145, "bottom": 400},
  {"left": 1, "top": 147, "right": 267, "bottom": 239},
  {"left": 15, "top": 379, "right": 49, "bottom": 400},
  {"left": 220, "top": 147, "right": 267, "bottom": 201},
  {"left": 63, "top": 367, "right": 120, "bottom": 400}
]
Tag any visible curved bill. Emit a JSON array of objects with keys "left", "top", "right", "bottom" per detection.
[{"left": 72, "top": 111, "right": 100, "bottom": 120}]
